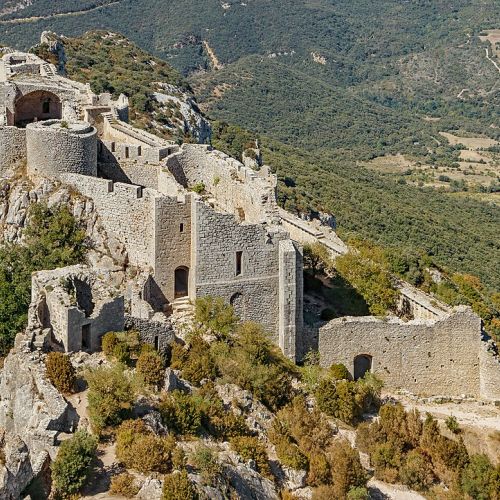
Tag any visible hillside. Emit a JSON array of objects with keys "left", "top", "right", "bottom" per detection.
[{"left": 1, "top": 2, "right": 499, "bottom": 289}]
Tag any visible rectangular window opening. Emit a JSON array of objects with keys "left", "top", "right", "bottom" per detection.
[
  {"left": 125, "top": 146, "right": 129, "bottom": 159},
  {"left": 82, "top": 324, "right": 91, "bottom": 350},
  {"left": 236, "top": 251, "right": 243, "bottom": 276},
  {"left": 154, "top": 336, "right": 159, "bottom": 351},
  {"left": 180, "top": 223, "right": 184, "bottom": 233}
]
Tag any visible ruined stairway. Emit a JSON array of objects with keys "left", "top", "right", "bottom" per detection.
[{"left": 171, "top": 297, "right": 195, "bottom": 333}]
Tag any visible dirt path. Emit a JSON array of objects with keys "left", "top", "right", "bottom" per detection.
[
  {"left": 485, "top": 47, "right": 500, "bottom": 74},
  {"left": 368, "top": 479, "right": 425, "bottom": 500},
  {"left": 203, "top": 41, "right": 224, "bottom": 70},
  {"left": 0, "top": 1, "right": 121, "bottom": 24}
]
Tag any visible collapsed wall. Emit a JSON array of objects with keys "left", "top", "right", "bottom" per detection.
[
  {"left": 166, "top": 145, "right": 279, "bottom": 224},
  {"left": 319, "top": 306, "right": 484, "bottom": 397}
]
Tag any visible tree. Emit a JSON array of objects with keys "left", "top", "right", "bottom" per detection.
[
  {"left": 303, "top": 242, "right": 332, "bottom": 277},
  {"left": 51, "top": 430, "right": 97, "bottom": 497},
  {"left": 460, "top": 455, "right": 500, "bottom": 500},
  {"left": 162, "top": 470, "right": 198, "bottom": 500}
]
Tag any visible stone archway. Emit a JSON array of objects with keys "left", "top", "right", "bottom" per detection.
[
  {"left": 174, "top": 266, "right": 189, "bottom": 298},
  {"left": 354, "top": 354, "right": 372, "bottom": 380},
  {"left": 14, "top": 90, "right": 62, "bottom": 127}
]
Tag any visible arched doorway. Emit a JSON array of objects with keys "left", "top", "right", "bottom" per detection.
[
  {"left": 14, "top": 90, "right": 62, "bottom": 127},
  {"left": 354, "top": 354, "right": 372, "bottom": 380},
  {"left": 174, "top": 267, "right": 189, "bottom": 298}
]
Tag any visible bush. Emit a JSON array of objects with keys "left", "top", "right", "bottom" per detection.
[
  {"left": 162, "top": 470, "right": 198, "bottom": 500},
  {"left": 159, "top": 391, "right": 202, "bottom": 435},
  {"left": 399, "top": 449, "right": 435, "bottom": 491},
  {"left": 347, "top": 487, "right": 369, "bottom": 500},
  {"left": 445, "top": 415, "right": 461, "bottom": 434},
  {"left": 109, "top": 473, "right": 140, "bottom": 498},
  {"left": 272, "top": 433, "right": 309, "bottom": 470},
  {"left": 460, "top": 454, "right": 500, "bottom": 500},
  {"left": 101, "top": 332, "right": 119, "bottom": 357},
  {"left": 328, "top": 440, "right": 367, "bottom": 498},
  {"left": 190, "top": 444, "right": 222, "bottom": 486},
  {"left": 112, "top": 341, "right": 131, "bottom": 365},
  {"left": 45, "top": 352, "right": 76, "bottom": 394},
  {"left": 172, "top": 336, "right": 217, "bottom": 386},
  {"left": 85, "top": 364, "right": 134, "bottom": 433},
  {"left": 115, "top": 419, "right": 176, "bottom": 473},
  {"left": 194, "top": 296, "right": 238, "bottom": 337},
  {"left": 230, "top": 436, "right": 271, "bottom": 477},
  {"left": 136, "top": 350, "right": 164, "bottom": 387},
  {"left": 51, "top": 430, "right": 97, "bottom": 497},
  {"left": 328, "top": 363, "right": 351, "bottom": 381}
]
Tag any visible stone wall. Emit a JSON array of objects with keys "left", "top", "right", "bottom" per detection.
[
  {"left": 166, "top": 145, "right": 278, "bottom": 224},
  {"left": 61, "top": 174, "right": 156, "bottom": 269},
  {"left": 98, "top": 154, "right": 160, "bottom": 189},
  {"left": 278, "top": 239, "right": 304, "bottom": 360},
  {"left": 318, "top": 306, "right": 483, "bottom": 397},
  {"left": 0, "top": 126, "right": 26, "bottom": 178},
  {"left": 154, "top": 193, "right": 192, "bottom": 303},
  {"left": 124, "top": 315, "right": 175, "bottom": 354},
  {"left": 479, "top": 338, "right": 500, "bottom": 401},
  {"left": 26, "top": 120, "right": 97, "bottom": 179},
  {"left": 192, "top": 200, "right": 287, "bottom": 338}
]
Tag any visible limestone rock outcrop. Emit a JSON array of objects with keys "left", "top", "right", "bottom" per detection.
[{"left": 0, "top": 348, "right": 78, "bottom": 497}]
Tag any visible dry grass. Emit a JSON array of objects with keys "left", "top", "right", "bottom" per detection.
[{"left": 439, "top": 131, "right": 499, "bottom": 150}]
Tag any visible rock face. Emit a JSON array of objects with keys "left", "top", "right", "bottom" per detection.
[{"left": 0, "top": 348, "right": 78, "bottom": 497}]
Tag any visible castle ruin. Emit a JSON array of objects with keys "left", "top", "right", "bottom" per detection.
[{"left": 1, "top": 49, "right": 499, "bottom": 401}]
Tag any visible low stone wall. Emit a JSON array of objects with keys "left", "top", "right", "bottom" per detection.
[
  {"left": 479, "top": 338, "right": 500, "bottom": 401},
  {"left": 124, "top": 315, "right": 175, "bottom": 354},
  {"left": 0, "top": 126, "right": 26, "bottom": 178},
  {"left": 318, "top": 306, "right": 483, "bottom": 397}
]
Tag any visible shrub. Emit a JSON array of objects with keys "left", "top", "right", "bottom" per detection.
[
  {"left": 190, "top": 182, "right": 205, "bottom": 194},
  {"left": 101, "top": 332, "right": 119, "bottom": 358},
  {"left": 445, "top": 415, "right": 461, "bottom": 434},
  {"left": 162, "top": 470, "right": 198, "bottom": 500},
  {"left": 328, "top": 440, "right": 367, "bottom": 498},
  {"left": 190, "top": 445, "right": 222, "bottom": 486},
  {"left": 172, "top": 446, "right": 187, "bottom": 470},
  {"left": 303, "top": 242, "right": 332, "bottom": 277},
  {"left": 347, "top": 487, "right": 369, "bottom": 500},
  {"left": 85, "top": 364, "right": 134, "bottom": 433},
  {"left": 136, "top": 350, "right": 164, "bottom": 387},
  {"left": 115, "top": 419, "right": 176, "bottom": 473},
  {"left": 175, "top": 336, "right": 217, "bottom": 386},
  {"left": 460, "top": 454, "right": 499, "bottom": 500},
  {"left": 399, "top": 449, "right": 435, "bottom": 491},
  {"left": 113, "top": 341, "right": 131, "bottom": 365},
  {"left": 328, "top": 363, "right": 351, "bottom": 381},
  {"left": 51, "top": 430, "right": 97, "bottom": 497},
  {"left": 194, "top": 296, "right": 238, "bottom": 337},
  {"left": 45, "top": 352, "right": 76, "bottom": 394},
  {"left": 272, "top": 433, "right": 309, "bottom": 470},
  {"left": 230, "top": 436, "right": 271, "bottom": 477},
  {"left": 159, "top": 391, "right": 202, "bottom": 435},
  {"left": 109, "top": 473, "right": 140, "bottom": 498}
]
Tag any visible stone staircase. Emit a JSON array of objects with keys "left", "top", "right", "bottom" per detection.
[{"left": 171, "top": 297, "right": 195, "bottom": 332}]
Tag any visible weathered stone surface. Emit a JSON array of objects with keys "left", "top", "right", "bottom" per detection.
[
  {"left": 0, "top": 349, "right": 78, "bottom": 496},
  {"left": 164, "top": 368, "right": 192, "bottom": 393},
  {"left": 136, "top": 477, "right": 163, "bottom": 500}
]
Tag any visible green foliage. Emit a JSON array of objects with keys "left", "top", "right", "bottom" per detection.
[
  {"left": 315, "top": 374, "right": 382, "bottom": 425},
  {"left": 190, "top": 444, "right": 222, "bottom": 486},
  {"left": 162, "top": 470, "right": 198, "bottom": 500},
  {"left": 303, "top": 242, "right": 332, "bottom": 277},
  {"left": 171, "top": 336, "right": 217, "bottom": 386},
  {"left": 0, "top": 203, "right": 86, "bottom": 356},
  {"left": 85, "top": 364, "right": 134, "bottom": 433},
  {"left": 101, "top": 332, "right": 119, "bottom": 358},
  {"left": 328, "top": 363, "right": 351, "bottom": 381},
  {"left": 445, "top": 415, "right": 461, "bottom": 435},
  {"left": 136, "top": 349, "right": 165, "bottom": 387},
  {"left": 190, "top": 182, "right": 206, "bottom": 194},
  {"left": 399, "top": 450, "right": 436, "bottom": 492},
  {"left": 109, "top": 473, "right": 140, "bottom": 498},
  {"left": 115, "top": 419, "right": 176, "bottom": 473},
  {"left": 45, "top": 352, "right": 76, "bottom": 394},
  {"left": 460, "top": 454, "right": 500, "bottom": 500},
  {"left": 194, "top": 296, "right": 238, "bottom": 338},
  {"left": 213, "top": 321, "right": 297, "bottom": 411},
  {"left": 230, "top": 436, "right": 271, "bottom": 477},
  {"left": 347, "top": 487, "right": 369, "bottom": 500},
  {"left": 335, "top": 244, "right": 399, "bottom": 316},
  {"left": 51, "top": 430, "right": 97, "bottom": 498},
  {"left": 159, "top": 390, "right": 202, "bottom": 436}
]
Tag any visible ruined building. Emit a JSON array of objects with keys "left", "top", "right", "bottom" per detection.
[{"left": 1, "top": 49, "right": 499, "bottom": 400}]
